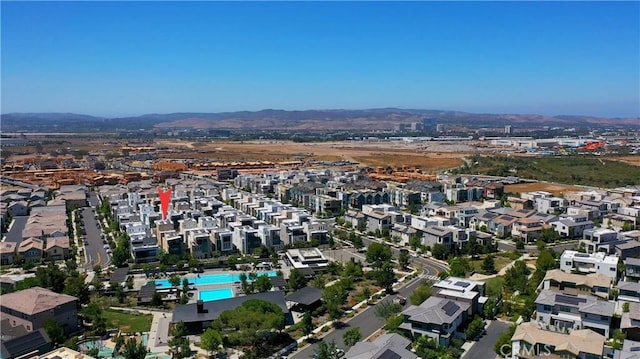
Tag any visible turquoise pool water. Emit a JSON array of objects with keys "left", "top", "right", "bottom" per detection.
[
  {"left": 155, "top": 271, "right": 277, "bottom": 289},
  {"left": 200, "top": 287, "right": 234, "bottom": 301}
]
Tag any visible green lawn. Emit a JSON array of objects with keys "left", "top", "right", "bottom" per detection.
[
  {"left": 454, "top": 155, "right": 640, "bottom": 188},
  {"left": 469, "top": 255, "right": 512, "bottom": 274},
  {"left": 102, "top": 309, "right": 152, "bottom": 333},
  {"left": 483, "top": 277, "right": 505, "bottom": 297}
]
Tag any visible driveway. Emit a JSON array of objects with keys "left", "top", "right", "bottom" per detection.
[
  {"left": 3, "top": 216, "right": 28, "bottom": 243},
  {"left": 463, "top": 320, "right": 512, "bottom": 359}
]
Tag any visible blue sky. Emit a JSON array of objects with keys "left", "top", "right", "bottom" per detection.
[{"left": 1, "top": 1, "right": 639, "bottom": 117}]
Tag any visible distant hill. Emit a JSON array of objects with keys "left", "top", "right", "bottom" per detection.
[{"left": 1, "top": 109, "right": 638, "bottom": 132}]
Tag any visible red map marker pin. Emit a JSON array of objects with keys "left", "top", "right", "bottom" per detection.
[{"left": 158, "top": 188, "right": 172, "bottom": 220}]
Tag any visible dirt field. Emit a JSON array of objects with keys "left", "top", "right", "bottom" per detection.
[
  {"left": 156, "top": 140, "right": 468, "bottom": 172},
  {"left": 609, "top": 155, "right": 640, "bottom": 166},
  {"left": 505, "top": 182, "right": 581, "bottom": 196}
]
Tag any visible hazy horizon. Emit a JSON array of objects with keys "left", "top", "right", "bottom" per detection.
[{"left": 2, "top": 1, "right": 639, "bottom": 118}]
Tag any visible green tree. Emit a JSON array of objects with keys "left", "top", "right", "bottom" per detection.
[
  {"left": 200, "top": 328, "right": 223, "bottom": 357},
  {"left": 151, "top": 291, "right": 163, "bottom": 306},
  {"left": 385, "top": 314, "right": 404, "bottom": 334},
  {"left": 375, "top": 261, "right": 396, "bottom": 292},
  {"left": 323, "top": 284, "right": 347, "bottom": 320},
  {"left": 409, "top": 235, "right": 422, "bottom": 251},
  {"left": 44, "top": 319, "right": 65, "bottom": 347},
  {"left": 301, "top": 311, "right": 315, "bottom": 339},
  {"left": 169, "top": 321, "right": 191, "bottom": 359},
  {"left": 515, "top": 239, "right": 525, "bottom": 250},
  {"left": 612, "top": 329, "right": 626, "bottom": 350},
  {"left": 410, "top": 281, "right": 433, "bottom": 305},
  {"left": 342, "top": 258, "right": 364, "bottom": 280},
  {"left": 448, "top": 257, "right": 471, "bottom": 277},
  {"left": 482, "top": 255, "right": 496, "bottom": 274},
  {"left": 253, "top": 274, "right": 272, "bottom": 293},
  {"left": 464, "top": 316, "right": 485, "bottom": 341},
  {"left": 315, "top": 340, "right": 338, "bottom": 359},
  {"left": 343, "top": 327, "right": 362, "bottom": 348},
  {"left": 484, "top": 297, "right": 499, "bottom": 318},
  {"left": 288, "top": 269, "right": 308, "bottom": 291},
  {"left": 431, "top": 243, "right": 449, "bottom": 260},
  {"left": 494, "top": 325, "right": 516, "bottom": 355},
  {"left": 366, "top": 242, "right": 392, "bottom": 269},
  {"left": 398, "top": 250, "right": 410, "bottom": 269},
  {"left": 121, "top": 337, "right": 147, "bottom": 359},
  {"left": 623, "top": 302, "right": 630, "bottom": 312},
  {"left": 374, "top": 301, "right": 403, "bottom": 319}
]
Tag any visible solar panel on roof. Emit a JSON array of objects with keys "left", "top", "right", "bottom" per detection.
[
  {"left": 574, "top": 253, "right": 590, "bottom": 258},
  {"left": 630, "top": 347, "right": 640, "bottom": 352},
  {"left": 454, "top": 281, "right": 471, "bottom": 288},
  {"left": 377, "top": 349, "right": 402, "bottom": 359},
  {"left": 555, "top": 294, "right": 587, "bottom": 306},
  {"left": 442, "top": 301, "right": 460, "bottom": 316}
]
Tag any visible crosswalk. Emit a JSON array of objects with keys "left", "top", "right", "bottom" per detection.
[{"left": 421, "top": 274, "right": 441, "bottom": 281}]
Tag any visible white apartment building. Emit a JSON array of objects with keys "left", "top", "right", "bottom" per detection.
[{"left": 560, "top": 250, "right": 619, "bottom": 280}]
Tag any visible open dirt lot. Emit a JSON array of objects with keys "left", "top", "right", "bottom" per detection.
[
  {"left": 505, "top": 182, "right": 581, "bottom": 196},
  {"left": 609, "top": 155, "right": 640, "bottom": 167},
  {"left": 155, "top": 140, "right": 468, "bottom": 172}
]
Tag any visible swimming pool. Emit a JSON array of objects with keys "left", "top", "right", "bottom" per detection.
[
  {"left": 200, "top": 287, "right": 234, "bottom": 302},
  {"left": 155, "top": 271, "right": 277, "bottom": 289}
]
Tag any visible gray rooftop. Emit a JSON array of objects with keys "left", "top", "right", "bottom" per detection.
[
  {"left": 344, "top": 333, "right": 415, "bottom": 359},
  {"left": 285, "top": 286, "right": 322, "bottom": 306},
  {"left": 172, "top": 291, "right": 288, "bottom": 324},
  {"left": 535, "top": 289, "right": 614, "bottom": 316},
  {"left": 402, "top": 296, "right": 469, "bottom": 325}
]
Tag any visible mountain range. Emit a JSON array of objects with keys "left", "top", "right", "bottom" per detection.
[{"left": 1, "top": 109, "right": 638, "bottom": 133}]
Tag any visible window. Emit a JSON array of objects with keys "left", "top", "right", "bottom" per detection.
[
  {"left": 600, "top": 315, "right": 608, "bottom": 320},
  {"left": 610, "top": 267, "right": 616, "bottom": 271},
  {"left": 565, "top": 261, "right": 572, "bottom": 266}
]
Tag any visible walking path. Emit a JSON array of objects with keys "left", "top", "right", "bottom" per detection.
[{"left": 468, "top": 253, "right": 532, "bottom": 281}]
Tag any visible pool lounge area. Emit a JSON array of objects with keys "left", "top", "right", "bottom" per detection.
[{"left": 154, "top": 271, "right": 277, "bottom": 289}]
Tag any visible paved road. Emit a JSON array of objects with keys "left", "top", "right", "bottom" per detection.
[
  {"left": 87, "top": 192, "right": 100, "bottom": 208},
  {"left": 81, "top": 207, "right": 110, "bottom": 270},
  {"left": 3, "top": 216, "right": 28, "bottom": 243},
  {"left": 463, "top": 320, "right": 512, "bottom": 359}
]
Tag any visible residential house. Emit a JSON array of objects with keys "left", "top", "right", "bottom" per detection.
[
  {"left": 510, "top": 321, "right": 605, "bottom": 359},
  {"left": 550, "top": 216, "right": 594, "bottom": 238},
  {"left": 512, "top": 217, "right": 545, "bottom": 242},
  {"left": 0, "top": 319, "right": 52, "bottom": 359},
  {"left": 616, "top": 240, "right": 640, "bottom": 260},
  {"left": 18, "top": 238, "right": 44, "bottom": 263},
  {"left": 624, "top": 257, "right": 640, "bottom": 282},
  {"left": 581, "top": 228, "right": 620, "bottom": 254},
  {"left": 621, "top": 302, "right": 640, "bottom": 341},
  {"left": 0, "top": 242, "right": 16, "bottom": 266},
  {"left": 45, "top": 236, "right": 69, "bottom": 261},
  {"left": 613, "top": 339, "right": 640, "bottom": 359},
  {"left": 211, "top": 229, "right": 234, "bottom": 254},
  {"left": 535, "top": 196, "right": 567, "bottom": 214},
  {"left": 0, "top": 287, "right": 79, "bottom": 335},
  {"left": 535, "top": 289, "right": 614, "bottom": 337},
  {"left": 560, "top": 250, "right": 619, "bottom": 280},
  {"left": 422, "top": 226, "right": 454, "bottom": 250},
  {"left": 432, "top": 277, "right": 487, "bottom": 315},
  {"left": 540, "top": 269, "right": 611, "bottom": 299},
  {"left": 618, "top": 281, "right": 640, "bottom": 303},
  {"left": 7, "top": 201, "right": 28, "bottom": 217},
  {"left": 185, "top": 229, "right": 212, "bottom": 259},
  {"left": 491, "top": 214, "right": 518, "bottom": 238},
  {"left": 507, "top": 197, "right": 533, "bottom": 210},
  {"left": 344, "top": 333, "right": 416, "bottom": 359},
  {"left": 399, "top": 296, "right": 470, "bottom": 347}
]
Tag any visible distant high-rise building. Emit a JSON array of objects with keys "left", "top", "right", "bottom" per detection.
[
  {"left": 436, "top": 124, "right": 445, "bottom": 133},
  {"left": 504, "top": 124, "right": 512, "bottom": 134}
]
